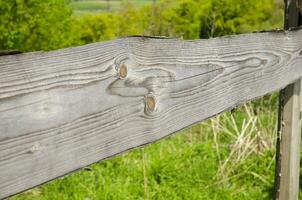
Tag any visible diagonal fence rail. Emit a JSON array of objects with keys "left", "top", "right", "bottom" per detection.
[{"left": 0, "top": 28, "right": 302, "bottom": 199}]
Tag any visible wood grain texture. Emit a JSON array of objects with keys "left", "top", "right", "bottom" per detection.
[
  {"left": 278, "top": 81, "right": 301, "bottom": 200},
  {"left": 1, "top": 29, "right": 302, "bottom": 199},
  {"left": 275, "top": 1, "right": 302, "bottom": 199}
]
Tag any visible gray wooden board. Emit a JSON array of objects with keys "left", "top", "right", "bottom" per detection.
[
  {"left": 278, "top": 81, "right": 301, "bottom": 200},
  {"left": 1, "top": 29, "right": 302, "bottom": 199},
  {"left": 275, "top": 1, "right": 302, "bottom": 200}
]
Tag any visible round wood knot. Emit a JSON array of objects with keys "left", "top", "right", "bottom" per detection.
[
  {"left": 118, "top": 64, "right": 128, "bottom": 79},
  {"left": 144, "top": 94, "right": 157, "bottom": 114}
]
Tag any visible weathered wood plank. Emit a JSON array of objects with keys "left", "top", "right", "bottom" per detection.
[
  {"left": 277, "top": 81, "right": 301, "bottom": 200},
  {"left": 274, "top": 1, "right": 302, "bottom": 199},
  {"left": 1, "top": 29, "right": 302, "bottom": 199}
]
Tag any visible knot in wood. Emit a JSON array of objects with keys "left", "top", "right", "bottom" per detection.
[
  {"left": 144, "top": 94, "right": 157, "bottom": 114},
  {"left": 118, "top": 63, "right": 128, "bottom": 79}
]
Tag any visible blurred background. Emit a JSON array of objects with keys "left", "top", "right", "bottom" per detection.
[{"left": 0, "top": 0, "right": 294, "bottom": 199}]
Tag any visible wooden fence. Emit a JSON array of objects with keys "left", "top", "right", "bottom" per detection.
[{"left": 0, "top": 1, "right": 302, "bottom": 200}]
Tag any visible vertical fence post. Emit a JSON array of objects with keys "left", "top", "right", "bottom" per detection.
[{"left": 274, "top": 1, "right": 302, "bottom": 199}]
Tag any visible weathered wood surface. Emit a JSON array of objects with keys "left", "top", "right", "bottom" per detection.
[
  {"left": 274, "top": 1, "right": 302, "bottom": 200},
  {"left": 278, "top": 82, "right": 301, "bottom": 200},
  {"left": 1, "top": 29, "right": 302, "bottom": 199}
]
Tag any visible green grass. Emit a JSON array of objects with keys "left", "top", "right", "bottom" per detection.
[
  {"left": 12, "top": 94, "right": 298, "bottom": 200},
  {"left": 70, "top": 0, "right": 154, "bottom": 16},
  {"left": 11, "top": 135, "right": 275, "bottom": 200}
]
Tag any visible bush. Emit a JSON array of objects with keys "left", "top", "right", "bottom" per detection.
[
  {"left": 74, "top": 0, "right": 283, "bottom": 44},
  {"left": 0, "top": 0, "right": 283, "bottom": 50},
  {"left": 0, "top": 0, "right": 78, "bottom": 51}
]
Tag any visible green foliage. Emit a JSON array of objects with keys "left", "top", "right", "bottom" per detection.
[
  {"left": 146, "top": 0, "right": 283, "bottom": 39},
  {"left": 74, "top": 0, "right": 283, "bottom": 44},
  {"left": 0, "top": 0, "right": 283, "bottom": 51},
  {"left": 77, "top": 13, "right": 118, "bottom": 43},
  {"left": 0, "top": 0, "right": 78, "bottom": 51},
  {"left": 70, "top": 0, "right": 154, "bottom": 16},
  {"left": 71, "top": 1, "right": 113, "bottom": 11}
]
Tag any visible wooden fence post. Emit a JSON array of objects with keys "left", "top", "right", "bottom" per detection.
[{"left": 274, "top": 0, "right": 302, "bottom": 199}]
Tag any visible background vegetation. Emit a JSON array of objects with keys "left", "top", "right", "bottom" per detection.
[
  {"left": 0, "top": 0, "right": 296, "bottom": 199},
  {"left": 70, "top": 0, "right": 154, "bottom": 16}
]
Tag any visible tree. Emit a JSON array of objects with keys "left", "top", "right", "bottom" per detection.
[{"left": 0, "top": 0, "right": 78, "bottom": 51}]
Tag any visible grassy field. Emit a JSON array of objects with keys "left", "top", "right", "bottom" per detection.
[
  {"left": 70, "top": 0, "right": 154, "bottom": 16},
  {"left": 12, "top": 94, "right": 301, "bottom": 200}
]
